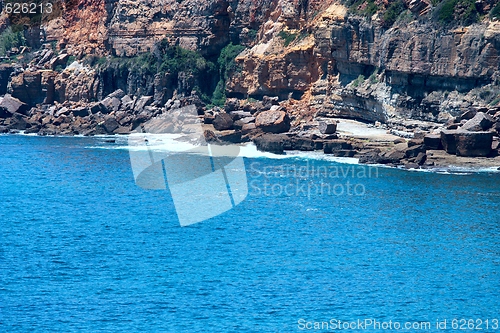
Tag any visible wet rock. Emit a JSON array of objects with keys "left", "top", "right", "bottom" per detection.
[
  {"left": 323, "top": 140, "right": 353, "bottom": 154},
  {"left": 218, "top": 130, "right": 242, "bottom": 144},
  {"left": 319, "top": 121, "right": 337, "bottom": 134},
  {"left": 461, "top": 112, "right": 495, "bottom": 131},
  {"left": 7, "top": 114, "right": 28, "bottom": 130},
  {"left": 113, "top": 126, "right": 131, "bottom": 135},
  {"left": 358, "top": 150, "right": 385, "bottom": 164},
  {"left": 213, "top": 113, "right": 234, "bottom": 131},
  {"left": 255, "top": 110, "right": 290, "bottom": 133},
  {"left": 424, "top": 134, "right": 443, "bottom": 150},
  {"left": 253, "top": 134, "right": 286, "bottom": 154},
  {"left": 455, "top": 131, "right": 493, "bottom": 157}
]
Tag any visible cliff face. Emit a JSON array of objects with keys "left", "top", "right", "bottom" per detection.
[
  {"left": 226, "top": 2, "right": 500, "bottom": 122},
  {"left": 19, "top": 0, "right": 500, "bottom": 122}
]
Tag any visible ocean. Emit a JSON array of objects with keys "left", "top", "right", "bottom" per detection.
[{"left": 1, "top": 134, "right": 499, "bottom": 332}]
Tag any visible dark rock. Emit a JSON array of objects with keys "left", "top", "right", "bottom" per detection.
[
  {"left": 358, "top": 150, "right": 384, "bottom": 164},
  {"left": 71, "top": 107, "right": 90, "bottom": 117},
  {"left": 462, "top": 112, "right": 495, "bottom": 131},
  {"left": 0, "top": 125, "right": 8, "bottom": 133},
  {"left": 383, "top": 149, "right": 406, "bottom": 164},
  {"left": 0, "top": 95, "right": 29, "bottom": 116},
  {"left": 262, "top": 96, "right": 279, "bottom": 110},
  {"left": 447, "top": 123, "right": 460, "bottom": 130},
  {"left": 405, "top": 144, "right": 426, "bottom": 158},
  {"left": 107, "top": 89, "right": 126, "bottom": 100},
  {"left": 213, "top": 113, "right": 234, "bottom": 131},
  {"left": 408, "top": 138, "right": 424, "bottom": 147},
  {"left": 291, "top": 137, "right": 316, "bottom": 151},
  {"left": 218, "top": 131, "right": 242, "bottom": 144},
  {"left": 204, "top": 114, "right": 215, "bottom": 124},
  {"left": 253, "top": 134, "right": 286, "bottom": 154},
  {"left": 52, "top": 116, "right": 65, "bottom": 126},
  {"left": 131, "top": 114, "right": 150, "bottom": 130},
  {"left": 255, "top": 110, "right": 290, "bottom": 133},
  {"left": 319, "top": 121, "right": 337, "bottom": 134},
  {"left": 455, "top": 131, "right": 493, "bottom": 157},
  {"left": 424, "top": 134, "right": 443, "bottom": 150},
  {"left": 204, "top": 130, "right": 219, "bottom": 143},
  {"left": 103, "top": 116, "right": 119, "bottom": 133},
  {"left": 441, "top": 130, "right": 460, "bottom": 154},
  {"left": 7, "top": 114, "right": 28, "bottom": 130},
  {"left": 25, "top": 125, "right": 40, "bottom": 134},
  {"left": 459, "top": 109, "right": 477, "bottom": 121},
  {"left": 393, "top": 138, "right": 406, "bottom": 144},
  {"left": 224, "top": 98, "right": 240, "bottom": 112},
  {"left": 405, "top": 162, "right": 420, "bottom": 169},
  {"left": 323, "top": 140, "right": 353, "bottom": 154},
  {"left": 415, "top": 152, "right": 427, "bottom": 165}
]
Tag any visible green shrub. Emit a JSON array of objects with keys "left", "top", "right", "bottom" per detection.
[
  {"left": 382, "top": 0, "right": 405, "bottom": 26},
  {"left": 352, "top": 74, "right": 365, "bottom": 87},
  {"left": 279, "top": 30, "right": 298, "bottom": 47},
  {"left": 0, "top": 27, "right": 25, "bottom": 56},
  {"left": 247, "top": 29, "right": 258, "bottom": 41},
  {"left": 435, "top": 0, "right": 478, "bottom": 24},
  {"left": 491, "top": 2, "right": 500, "bottom": 19},
  {"left": 211, "top": 43, "right": 246, "bottom": 106}
]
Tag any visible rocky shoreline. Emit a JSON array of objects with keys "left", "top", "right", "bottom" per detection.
[{"left": 1, "top": 90, "right": 500, "bottom": 171}]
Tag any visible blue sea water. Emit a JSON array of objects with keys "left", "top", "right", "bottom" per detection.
[{"left": 1, "top": 134, "right": 499, "bottom": 332}]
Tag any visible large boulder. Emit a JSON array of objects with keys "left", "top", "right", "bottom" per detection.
[
  {"left": 404, "top": 144, "right": 426, "bottom": 158},
  {"left": 461, "top": 112, "right": 495, "bottom": 131},
  {"left": 224, "top": 98, "right": 240, "bottom": 112},
  {"left": 0, "top": 95, "right": 29, "bottom": 116},
  {"left": 319, "top": 121, "right": 337, "bottom": 134},
  {"left": 455, "top": 131, "right": 493, "bottom": 157},
  {"left": 255, "top": 110, "right": 290, "bottom": 133},
  {"left": 253, "top": 134, "right": 286, "bottom": 154},
  {"left": 213, "top": 113, "right": 234, "bottom": 131},
  {"left": 134, "top": 96, "right": 154, "bottom": 113},
  {"left": 441, "top": 130, "right": 460, "bottom": 154},
  {"left": 424, "top": 134, "right": 443, "bottom": 150},
  {"left": 103, "top": 116, "right": 120, "bottom": 133},
  {"left": 101, "top": 97, "right": 121, "bottom": 113}
]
